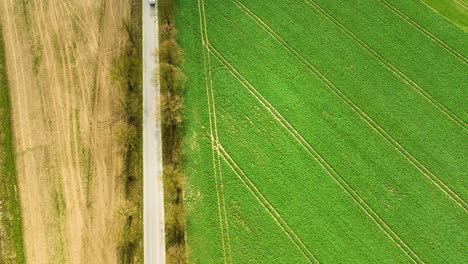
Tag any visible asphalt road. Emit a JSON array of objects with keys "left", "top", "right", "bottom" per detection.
[{"left": 143, "top": 1, "right": 165, "bottom": 263}]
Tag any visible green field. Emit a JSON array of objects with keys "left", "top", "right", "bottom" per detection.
[
  {"left": 179, "top": 0, "right": 467, "bottom": 263},
  {"left": 422, "top": 0, "right": 468, "bottom": 31},
  {"left": 0, "top": 27, "right": 25, "bottom": 263}
]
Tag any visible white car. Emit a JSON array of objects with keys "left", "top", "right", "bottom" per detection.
[{"left": 149, "top": 0, "right": 155, "bottom": 6}]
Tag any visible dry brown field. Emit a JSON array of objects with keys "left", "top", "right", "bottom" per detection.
[{"left": 0, "top": 0, "right": 132, "bottom": 262}]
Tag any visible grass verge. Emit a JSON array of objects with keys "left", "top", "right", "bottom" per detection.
[
  {"left": 111, "top": 0, "right": 143, "bottom": 263},
  {"left": 158, "top": 0, "right": 187, "bottom": 263},
  {"left": 0, "top": 25, "right": 26, "bottom": 264}
]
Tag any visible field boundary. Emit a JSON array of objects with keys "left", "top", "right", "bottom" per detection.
[
  {"left": 196, "top": 0, "right": 232, "bottom": 263},
  {"left": 217, "top": 143, "right": 320, "bottom": 264},
  {"left": 378, "top": 0, "right": 468, "bottom": 64},
  {"left": 207, "top": 38, "right": 424, "bottom": 263},
  {"left": 0, "top": 24, "right": 26, "bottom": 264},
  {"left": 232, "top": 0, "right": 468, "bottom": 212},
  {"left": 303, "top": 0, "right": 467, "bottom": 130}
]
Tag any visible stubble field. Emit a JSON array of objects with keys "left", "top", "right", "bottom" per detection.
[
  {"left": 180, "top": 0, "right": 467, "bottom": 263},
  {"left": 0, "top": 0, "right": 139, "bottom": 263}
]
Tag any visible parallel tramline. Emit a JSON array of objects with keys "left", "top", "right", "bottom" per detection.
[
  {"left": 197, "top": 0, "right": 232, "bottom": 263},
  {"left": 232, "top": 0, "right": 467, "bottom": 212},
  {"left": 304, "top": 0, "right": 467, "bottom": 130},
  {"left": 205, "top": 16, "right": 424, "bottom": 264},
  {"left": 218, "top": 143, "right": 320, "bottom": 264},
  {"left": 199, "top": 0, "right": 322, "bottom": 262},
  {"left": 208, "top": 41, "right": 322, "bottom": 262},
  {"left": 183, "top": 0, "right": 468, "bottom": 263},
  {"left": 378, "top": 0, "right": 468, "bottom": 64},
  {"left": 199, "top": 1, "right": 436, "bottom": 264}
]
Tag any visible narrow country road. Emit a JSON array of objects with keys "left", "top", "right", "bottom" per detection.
[{"left": 143, "top": 1, "right": 165, "bottom": 263}]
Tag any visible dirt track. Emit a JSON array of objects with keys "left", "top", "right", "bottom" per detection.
[{"left": 0, "top": 0, "right": 131, "bottom": 262}]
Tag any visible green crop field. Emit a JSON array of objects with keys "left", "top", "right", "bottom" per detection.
[
  {"left": 421, "top": 0, "right": 468, "bottom": 30},
  {"left": 178, "top": 0, "right": 467, "bottom": 263}
]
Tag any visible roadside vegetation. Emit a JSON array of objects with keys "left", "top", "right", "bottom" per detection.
[
  {"left": 111, "top": 0, "right": 143, "bottom": 263},
  {"left": 158, "top": 0, "right": 187, "bottom": 263},
  {"left": 0, "top": 26, "right": 26, "bottom": 264}
]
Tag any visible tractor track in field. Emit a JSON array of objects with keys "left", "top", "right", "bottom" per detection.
[
  {"left": 303, "top": 0, "right": 467, "bottom": 130},
  {"left": 197, "top": 0, "right": 233, "bottom": 262},
  {"left": 198, "top": 5, "right": 232, "bottom": 264},
  {"left": 217, "top": 143, "right": 320, "bottom": 264},
  {"left": 232, "top": 0, "right": 468, "bottom": 213},
  {"left": 455, "top": 0, "right": 468, "bottom": 10},
  {"left": 378, "top": 0, "right": 468, "bottom": 65},
  {"left": 0, "top": 0, "right": 129, "bottom": 262},
  {"left": 207, "top": 39, "right": 425, "bottom": 264}
]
